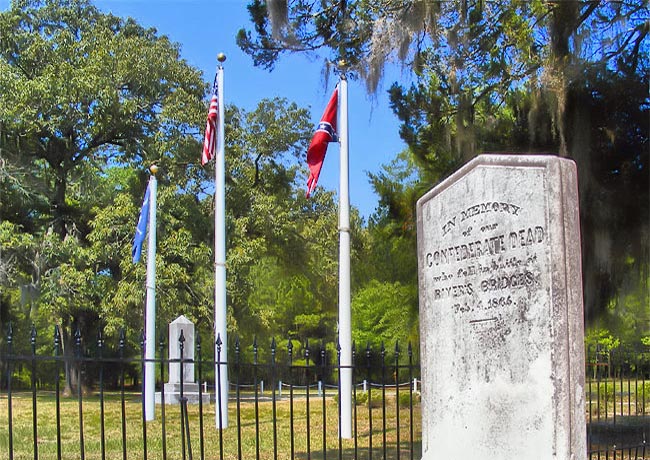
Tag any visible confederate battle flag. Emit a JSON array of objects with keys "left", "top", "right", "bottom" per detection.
[{"left": 306, "top": 86, "right": 339, "bottom": 198}]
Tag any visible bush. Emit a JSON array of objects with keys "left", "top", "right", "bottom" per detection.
[
  {"left": 8, "top": 365, "right": 32, "bottom": 390},
  {"left": 336, "top": 388, "right": 421, "bottom": 408},
  {"left": 636, "top": 381, "right": 650, "bottom": 403},
  {"left": 597, "top": 381, "right": 614, "bottom": 400},
  {"left": 354, "top": 391, "right": 368, "bottom": 405},
  {"left": 334, "top": 391, "right": 372, "bottom": 406},
  {"left": 398, "top": 390, "right": 421, "bottom": 406}
]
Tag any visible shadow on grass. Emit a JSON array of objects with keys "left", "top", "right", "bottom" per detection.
[{"left": 294, "top": 441, "right": 422, "bottom": 460}]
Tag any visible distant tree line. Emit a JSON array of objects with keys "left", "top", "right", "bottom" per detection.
[
  {"left": 1, "top": 0, "right": 647, "bottom": 392},
  {"left": 0, "top": 0, "right": 417, "bottom": 393}
]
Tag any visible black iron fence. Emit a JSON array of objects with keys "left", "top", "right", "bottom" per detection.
[
  {"left": 1, "top": 326, "right": 649, "bottom": 460},
  {"left": 1, "top": 325, "right": 420, "bottom": 460},
  {"left": 586, "top": 345, "right": 649, "bottom": 460}
]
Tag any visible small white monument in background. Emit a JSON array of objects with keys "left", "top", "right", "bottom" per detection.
[
  {"left": 416, "top": 155, "right": 586, "bottom": 460},
  {"left": 155, "top": 315, "right": 210, "bottom": 405}
]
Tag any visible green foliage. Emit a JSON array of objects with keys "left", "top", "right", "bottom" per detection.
[
  {"left": 246, "top": 258, "right": 323, "bottom": 339},
  {"left": 239, "top": 0, "right": 649, "bottom": 336},
  {"left": 0, "top": 221, "right": 37, "bottom": 287},
  {"left": 353, "top": 153, "right": 421, "bottom": 352},
  {"left": 637, "top": 381, "right": 650, "bottom": 404},
  {"left": 586, "top": 329, "right": 621, "bottom": 352},
  {"left": 589, "top": 380, "right": 650, "bottom": 408},
  {"left": 7, "top": 366, "right": 32, "bottom": 390},
  {"left": 0, "top": 0, "right": 208, "bottom": 353},
  {"left": 348, "top": 389, "right": 419, "bottom": 408},
  {"left": 585, "top": 275, "right": 650, "bottom": 350},
  {"left": 353, "top": 390, "right": 383, "bottom": 408},
  {"left": 0, "top": 0, "right": 206, "bottom": 174},
  {"left": 353, "top": 390, "right": 368, "bottom": 405},
  {"left": 216, "top": 97, "right": 344, "bottom": 348},
  {"left": 594, "top": 381, "right": 615, "bottom": 402},
  {"left": 0, "top": 2, "right": 345, "bottom": 390},
  {"left": 398, "top": 390, "right": 420, "bottom": 407},
  {"left": 239, "top": 1, "right": 648, "bottom": 95},
  {"left": 352, "top": 280, "right": 417, "bottom": 349}
]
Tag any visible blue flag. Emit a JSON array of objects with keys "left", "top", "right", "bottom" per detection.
[{"left": 132, "top": 183, "right": 151, "bottom": 263}]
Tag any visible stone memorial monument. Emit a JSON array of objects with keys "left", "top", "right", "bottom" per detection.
[
  {"left": 416, "top": 155, "right": 586, "bottom": 459},
  {"left": 155, "top": 315, "right": 210, "bottom": 405}
]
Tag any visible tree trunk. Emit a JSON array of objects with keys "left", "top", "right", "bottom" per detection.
[
  {"left": 52, "top": 165, "right": 68, "bottom": 240},
  {"left": 61, "top": 320, "right": 80, "bottom": 396}
]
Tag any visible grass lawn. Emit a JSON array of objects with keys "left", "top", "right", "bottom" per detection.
[{"left": 0, "top": 390, "right": 422, "bottom": 460}]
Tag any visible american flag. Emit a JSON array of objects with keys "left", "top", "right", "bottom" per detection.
[{"left": 202, "top": 77, "right": 218, "bottom": 165}]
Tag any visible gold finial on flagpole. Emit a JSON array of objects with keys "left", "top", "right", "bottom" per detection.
[
  {"left": 217, "top": 53, "right": 227, "bottom": 64},
  {"left": 149, "top": 164, "right": 159, "bottom": 175},
  {"left": 336, "top": 59, "right": 348, "bottom": 79}
]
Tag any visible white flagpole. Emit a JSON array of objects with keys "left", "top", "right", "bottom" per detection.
[
  {"left": 214, "top": 54, "right": 228, "bottom": 429},
  {"left": 144, "top": 168, "right": 158, "bottom": 421},
  {"left": 338, "top": 73, "right": 353, "bottom": 439}
]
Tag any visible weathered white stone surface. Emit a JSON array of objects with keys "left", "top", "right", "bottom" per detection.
[
  {"left": 416, "top": 154, "right": 586, "bottom": 460},
  {"left": 155, "top": 382, "right": 209, "bottom": 405},
  {"left": 155, "top": 315, "right": 209, "bottom": 405},
  {"left": 168, "top": 315, "right": 195, "bottom": 384}
]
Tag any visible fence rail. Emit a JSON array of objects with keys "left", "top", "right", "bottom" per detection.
[
  {"left": 1, "top": 326, "right": 649, "bottom": 460},
  {"left": 1, "top": 326, "right": 421, "bottom": 460}
]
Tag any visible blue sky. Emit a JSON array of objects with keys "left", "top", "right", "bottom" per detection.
[{"left": 1, "top": 0, "right": 408, "bottom": 219}]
